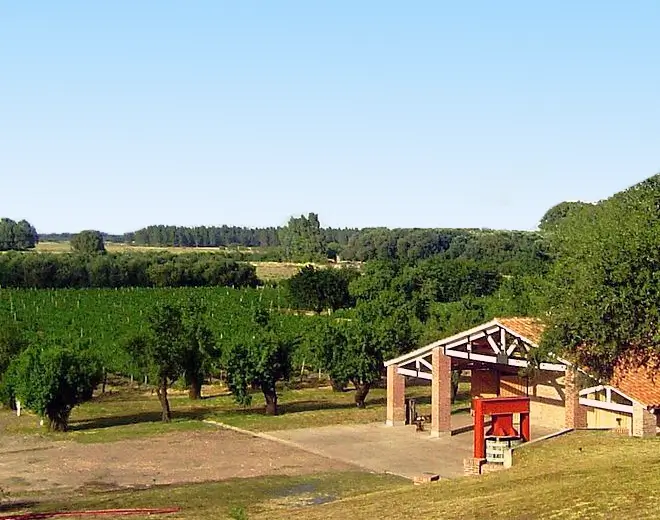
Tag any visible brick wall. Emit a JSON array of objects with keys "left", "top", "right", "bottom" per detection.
[
  {"left": 611, "top": 354, "right": 660, "bottom": 408},
  {"left": 463, "top": 457, "right": 485, "bottom": 476},
  {"left": 471, "top": 370, "right": 499, "bottom": 399},
  {"left": 565, "top": 368, "right": 588, "bottom": 428},
  {"left": 632, "top": 403, "right": 657, "bottom": 437}
]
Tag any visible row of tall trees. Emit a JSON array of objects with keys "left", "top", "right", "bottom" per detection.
[
  {"left": 0, "top": 219, "right": 38, "bottom": 251},
  {"left": 127, "top": 219, "right": 359, "bottom": 251},
  {"left": 0, "top": 252, "right": 259, "bottom": 289}
]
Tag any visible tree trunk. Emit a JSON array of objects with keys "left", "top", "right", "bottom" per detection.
[
  {"left": 188, "top": 375, "right": 202, "bottom": 400},
  {"left": 450, "top": 370, "right": 460, "bottom": 404},
  {"left": 156, "top": 381, "right": 172, "bottom": 422},
  {"left": 262, "top": 386, "right": 278, "bottom": 415},
  {"left": 353, "top": 381, "right": 371, "bottom": 409},
  {"left": 46, "top": 408, "right": 71, "bottom": 432},
  {"left": 330, "top": 378, "right": 347, "bottom": 392}
]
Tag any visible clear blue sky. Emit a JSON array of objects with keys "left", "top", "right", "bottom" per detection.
[{"left": 2, "top": 1, "right": 659, "bottom": 234}]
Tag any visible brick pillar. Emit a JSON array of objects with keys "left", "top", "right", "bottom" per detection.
[
  {"left": 431, "top": 347, "right": 452, "bottom": 437},
  {"left": 386, "top": 364, "right": 406, "bottom": 426},
  {"left": 632, "top": 404, "right": 657, "bottom": 438},
  {"left": 564, "top": 368, "right": 587, "bottom": 429}
]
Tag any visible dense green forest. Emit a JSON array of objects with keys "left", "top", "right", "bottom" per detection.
[{"left": 0, "top": 252, "right": 259, "bottom": 289}]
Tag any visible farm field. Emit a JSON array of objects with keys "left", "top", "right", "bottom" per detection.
[
  {"left": 0, "top": 286, "right": 307, "bottom": 375},
  {"left": 32, "top": 241, "right": 314, "bottom": 281}
]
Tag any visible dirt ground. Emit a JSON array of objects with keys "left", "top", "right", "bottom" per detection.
[{"left": 0, "top": 428, "right": 355, "bottom": 495}]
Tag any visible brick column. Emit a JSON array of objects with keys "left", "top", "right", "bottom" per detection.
[
  {"left": 564, "top": 368, "right": 587, "bottom": 428},
  {"left": 632, "top": 403, "right": 657, "bottom": 438},
  {"left": 386, "top": 364, "right": 406, "bottom": 426},
  {"left": 431, "top": 347, "right": 452, "bottom": 437}
]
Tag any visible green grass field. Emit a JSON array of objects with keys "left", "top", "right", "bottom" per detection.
[{"left": 2, "top": 381, "right": 470, "bottom": 443}]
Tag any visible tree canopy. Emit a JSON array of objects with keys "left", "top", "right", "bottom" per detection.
[
  {"left": 71, "top": 230, "right": 106, "bottom": 254},
  {"left": 5, "top": 342, "right": 102, "bottom": 431},
  {"left": 224, "top": 308, "right": 296, "bottom": 415},
  {"left": 542, "top": 174, "right": 660, "bottom": 377},
  {"left": 278, "top": 213, "right": 326, "bottom": 262},
  {"left": 538, "top": 201, "right": 593, "bottom": 231},
  {"left": 286, "top": 266, "right": 358, "bottom": 313},
  {"left": 0, "top": 218, "right": 37, "bottom": 251}
]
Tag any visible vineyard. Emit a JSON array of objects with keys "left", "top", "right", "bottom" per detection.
[{"left": 0, "top": 286, "right": 316, "bottom": 379}]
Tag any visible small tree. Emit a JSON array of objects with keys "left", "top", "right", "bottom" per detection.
[
  {"left": 8, "top": 343, "right": 102, "bottom": 431},
  {"left": 287, "top": 266, "right": 358, "bottom": 313},
  {"left": 225, "top": 308, "right": 294, "bottom": 415},
  {"left": 126, "top": 303, "right": 186, "bottom": 422},
  {"left": 180, "top": 300, "right": 218, "bottom": 400},
  {"left": 314, "top": 295, "right": 415, "bottom": 408},
  {"left": 71, "top": 230, "right": 106, "bottom": 254}
]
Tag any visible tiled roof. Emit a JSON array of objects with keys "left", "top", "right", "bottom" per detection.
[
  {"left": 496, "top": 317, "right": 545, "bottom": 345},
  {"left": 611, "top": 354, "right": 660, "bottom": 408}
]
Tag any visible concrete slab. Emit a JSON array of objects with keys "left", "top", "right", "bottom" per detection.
[{"left": 267, "top": 413, "right": 559, "bottom": 480}]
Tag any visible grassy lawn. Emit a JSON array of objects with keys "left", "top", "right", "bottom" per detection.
[
  {"left": 0, "top": 382, "right": 471, "bottom": 443},
  {"left": 12, "top": 472, "right": 405, "bottom": 520},
  {"left": 8, "top": 431, "right": 660, "bottom": 519}
]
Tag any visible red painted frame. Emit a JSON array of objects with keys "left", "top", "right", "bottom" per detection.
[{"left": 473, "top": 396, "right": 531, "bottom": 458}]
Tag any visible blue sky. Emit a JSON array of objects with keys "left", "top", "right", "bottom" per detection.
[{"left": 1, "top": 1, "right": 659, "bottom": 234}]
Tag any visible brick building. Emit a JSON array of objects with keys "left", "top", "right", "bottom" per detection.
[{"left": 384, "top": 317, "right": 659, "bottom": 438}]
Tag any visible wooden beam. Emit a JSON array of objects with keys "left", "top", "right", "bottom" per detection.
[
  {"left": 579, "top": 397, "right": 633, "bottom": 414},
  {"left": 506, "top": 339, "right": 519, "bottom": 356},
  {"left": 539, "top": 362, "right": 567, "bottom": 372},
  {"left": 500, "top": 328, "right": 506, "bottom": 352},
  {"left": 397, "top": 367, "right": 433, "bottom": 381},
  {"left": 419, "top": 358, "right": 432, "bottom": 371},
  {"left": 579, "top": 385, "right": 606, "bottom": 396},
  {"left": 486, "top": 335, "right": 501, "bottom": 354}
]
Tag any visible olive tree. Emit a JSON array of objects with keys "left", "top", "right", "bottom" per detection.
[
  {"left": 7, "top": 343, "right": 102, "bottom": 431},
  {"left": 224, "top": 308, "right": 295, "bottom": 415},
  {"left": 127, "top": 300, "right": 217, "bottom": 421}
]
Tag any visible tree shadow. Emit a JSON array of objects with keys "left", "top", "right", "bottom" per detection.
[
  {"left": 0, "top": 500, "right": 39, "bottom": 513},
  {"left": 69, "top": 394, "right": 389, "bottom": 430},
  {"left": 68, "top": 407, "right": 224, "bottom": 431}
]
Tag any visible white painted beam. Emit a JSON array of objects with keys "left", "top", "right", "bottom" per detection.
[
  {"left": 396, "top": 367, "right": 434, "bottom": 381},
  {"left": 579, "top": 397, "right": 634, "bottom": 414}
]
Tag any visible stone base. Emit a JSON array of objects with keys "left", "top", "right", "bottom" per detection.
[
  {"left": 385, "top": 420, "right": 406, "bottom": 427},
  {"left": 463, "top": 457, "right": 486, "bottom": 476}
]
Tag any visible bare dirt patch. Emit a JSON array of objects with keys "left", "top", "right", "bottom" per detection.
[{"left": 0, "top": 428, "right": 355, "bottom": 495}]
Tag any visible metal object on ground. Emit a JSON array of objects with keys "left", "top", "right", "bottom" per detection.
[{"left": 485, "top": 436, "right": 523, "bottom": 464}]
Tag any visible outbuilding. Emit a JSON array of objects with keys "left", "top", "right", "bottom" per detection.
[{"left": 384, "top": 317, "right": 659, "bottom": 438}]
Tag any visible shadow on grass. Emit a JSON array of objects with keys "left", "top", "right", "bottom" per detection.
[
  {"left": 69, "top": 394, "right": 390, "bottom": 431},
  {"left": 0, "top": 500, "right": 39, "bottom": 513}
]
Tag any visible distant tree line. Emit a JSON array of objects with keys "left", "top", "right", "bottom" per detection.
[
  {"left": 125, "top": 220, "right": 359, "bottom": 250},
  {"left": 38, "top": 231, "right": 125, "bottom": 243},
  {"left": 124, "top": 220, "right": 548, "bottom": 270},
  {"left": 0, "top": 252, "right": 259, "bottom": 289},
  {"left": 0, "top": 218, "right": 38, "bottom": 251}
]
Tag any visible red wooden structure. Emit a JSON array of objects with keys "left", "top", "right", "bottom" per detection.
[{"left": 473, "top": 396, "right": 530, "bottom": 458}]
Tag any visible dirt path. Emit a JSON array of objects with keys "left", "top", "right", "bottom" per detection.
[{"left": 0, "top": 428, "right": 355, "bottom": 495}]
